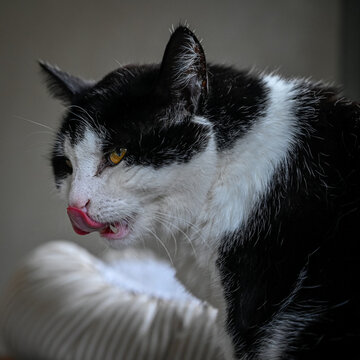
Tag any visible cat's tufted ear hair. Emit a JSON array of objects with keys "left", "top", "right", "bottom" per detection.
[
  {"left": 157, "top": 26, "right": 208, "bottom": 114},
  {"left": 39, "top": 61, "right": 94, "bottom": 104}
]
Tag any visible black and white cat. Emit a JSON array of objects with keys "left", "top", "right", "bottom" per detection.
[{"left": 41, "top": 26, "right": 360, "bottom": 359}]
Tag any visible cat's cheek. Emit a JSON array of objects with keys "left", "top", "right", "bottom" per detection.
[{"left": 55, "top": 178, "right": 71, "bottom": 199}]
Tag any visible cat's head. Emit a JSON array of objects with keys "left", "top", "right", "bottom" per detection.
[{"left": 41, "top": 26, "right": 216, "bottom": 247}]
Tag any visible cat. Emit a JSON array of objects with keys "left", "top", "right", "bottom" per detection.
[{"left": 40, "top": 26, "right": 360, "bottom": 359}]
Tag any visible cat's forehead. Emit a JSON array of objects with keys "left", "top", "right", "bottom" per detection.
[{"left": 61, "top": 66, "right": 165, "bottom": 146}]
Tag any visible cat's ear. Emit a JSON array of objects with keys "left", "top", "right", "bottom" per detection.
[
  {"left": 39, "top": 61, "right": 93, "bottom": 104},
  {"left": 157, "top": 26, "right": 208, "bottom": 113}
]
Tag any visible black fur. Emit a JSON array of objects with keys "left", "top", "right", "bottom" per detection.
[
  {"left": 206, "top": 66, "right": 268, "bottom": 150},
  {"left": 39, "top": 61, "right": 93, "bottom": 104}
]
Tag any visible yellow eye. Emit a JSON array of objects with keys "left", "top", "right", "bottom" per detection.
[{"left": 109, "top": 148, "right": 127, "bottom": 165}]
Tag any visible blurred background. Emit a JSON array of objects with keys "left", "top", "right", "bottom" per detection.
[{"left": 0, "top": 0, "right": 359, "bottom": 353}]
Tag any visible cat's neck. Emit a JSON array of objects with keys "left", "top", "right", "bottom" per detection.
[{"left": 199, "top": 74, "right": 300, "bottom": 247}]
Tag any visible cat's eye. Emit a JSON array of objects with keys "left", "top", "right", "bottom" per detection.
[
  {"left": 65, "top": 158, "right": 73, "bottom": 173},
  {"left": 108, "top": 148, "right": 127, "bottom": 166}
]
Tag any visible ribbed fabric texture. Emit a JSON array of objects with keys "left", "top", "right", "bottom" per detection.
[{"left": 1, "top": 241, "right": 220, "bottom": 360}]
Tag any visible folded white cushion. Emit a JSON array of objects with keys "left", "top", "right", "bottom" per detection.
[{"left": 1, "top": 241, "right": 220, "bottom": 360}]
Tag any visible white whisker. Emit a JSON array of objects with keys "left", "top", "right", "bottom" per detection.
[
  {"left": 154, "top": 212, "right": 198, "bottom": 258},
  {"left": 153, "top": 216, "right": 178, "bottom": 256},
  {"left": 154, "top": 210, "right": 208, "bottom": 247},
  {"left": 14, "top": 115, "right": 55, "bottom": 132},
  {"left": 143, "top": 224, "right": 174, "bottom": 266}
]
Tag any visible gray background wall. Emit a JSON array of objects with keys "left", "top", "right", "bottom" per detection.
[{"left": 0, "top": 0, "right": 344, "bottom": 352}]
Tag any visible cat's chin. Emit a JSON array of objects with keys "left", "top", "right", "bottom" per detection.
[
  {"left": 99, "top": 223, "right": 130, "bottom": 240},
  {"left": 101, "top": 233, "right": 135, "bottom": 249}
]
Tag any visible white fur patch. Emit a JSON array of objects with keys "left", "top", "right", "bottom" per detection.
[
  {"left": 202, "top": 75, "right": 300, "bottom": 245},
  {"left": 64, "top": 130, "right": 104, "bottom": 208}
]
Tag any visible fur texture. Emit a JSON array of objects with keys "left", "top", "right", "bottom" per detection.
[{"left": 42, "top": 26, "right": 360, "bottom": 359}]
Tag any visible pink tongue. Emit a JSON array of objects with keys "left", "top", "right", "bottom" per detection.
[{"left": 67, "top": 206, "right": 105, "bottom": 235}]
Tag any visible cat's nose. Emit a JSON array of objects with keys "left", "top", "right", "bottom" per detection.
[{"left": 69, "top": 199, "right": 90, "bottom": 212}]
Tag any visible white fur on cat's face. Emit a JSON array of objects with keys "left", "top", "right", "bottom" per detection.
[{"left": 59, "top": 124, "right": 216, "bottom": 248}]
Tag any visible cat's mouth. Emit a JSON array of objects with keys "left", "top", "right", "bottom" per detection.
[{"left": 67, "top": 206, "right": 130, "bottom": 240}]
